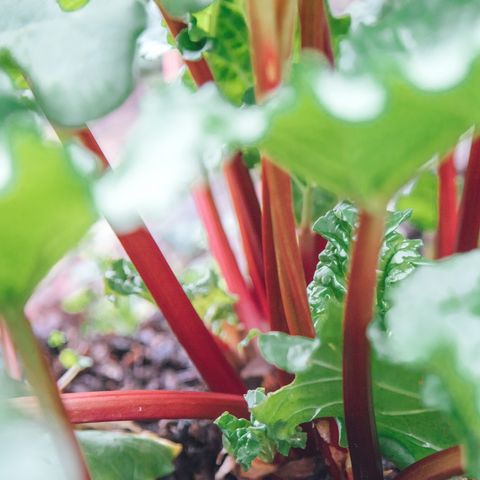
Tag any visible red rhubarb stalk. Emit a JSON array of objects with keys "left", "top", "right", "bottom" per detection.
[
  {"left": 298, "top": 0, "right": 334, "bottom": 64},
  {"left": 455, "top": 136, "right": 480, "bottom": 253},
  {"left": 192, "top": 178, "right": 266, "bottom": 332},
  {"left": 343, "top": 210, "right": 385, "bottom": 480},
  {"left": 117, "top": 227, "right": 248, "bottom": 395},
  {"left": 223, "top": 152, "right": 267, "bottom": 317},
  {"left": 437, "top": 154, "right": 458, "bottom": 259},
  {"left": 77, "top": 129, "right": 246, "bottom": 395},
  {"left": 14, "top": 391, "right": 249, "bottom": 424},
  {"left": 297, "top": 0, "right": 332, "bottom": 283},
  {"left": 263, "top": 159, "right": 315, "bottom": 338},
  {"left": 247, "top": 0, "right": 314, "bottom": 339},
  {"left": 394, "top": 446, "right": 464, "bottom": 480},
  {"left": 262, "top": 166, "right": 294, "bottom": 386}
]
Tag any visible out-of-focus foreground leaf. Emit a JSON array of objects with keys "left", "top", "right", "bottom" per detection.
[
  {"left": 237, "top": 203, "right": 456, "bottom": 469},
  {"left": 372, "top": 250, "right": 480, "bottom": 477},
  {"left": 95, "top": 83, "right": 265, "bottom": 233},
  {"left": 0, "top": 0, "right": 146, "bottom": 126},
  {"left": 260, "top": 0, "right": 480, "bottom": 211},
  {"left": 158, "top": 0, "right": 214, "bottom": 18},
  {"left": 0, "top": 113, "right": 96, "bottom": 313},
  {"left": 77, "top": 430, "right": 181, "bottom": 480}
]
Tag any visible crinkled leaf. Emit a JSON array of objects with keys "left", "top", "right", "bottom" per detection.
[
  {"left": 77, "top": 430, "right": 180, "bottom": 480},
  {"left": 0, "top": 0, "right": 146, "bottom": 126},
  {"left": 0, "top": 114, "right": 96, "bottom": 312},
  {"left": 261, "top": 0, "right": 480, "bottom": 211},
  {"left": 249, "top": 203, "right": 455, "bottom": 469},
  {"left": 215, "top": 389, "right": 306, "bottom": 472},
  {"left": 95, "top": 83, "right": 265, "bottom": 232},
  {"left": 195, "top": 0, "right": 254, "bottom": 105},
  {"left": 159, "top": 0, "right": 214, "bottom": 18},
  {"left": 372, "top": 250, "right": 480, "bottom": 477}
]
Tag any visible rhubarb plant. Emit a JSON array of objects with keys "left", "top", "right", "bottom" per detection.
[{"left": 4, "top": 0, "right": 480, "bottom": 480}]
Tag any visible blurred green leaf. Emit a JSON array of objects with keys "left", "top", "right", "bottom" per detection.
[
  {"left": 181, "top": 268, "right": 238, "bottom": 334},
  {"left": 59, "top": 349, "right": 80, "bottom": 369},
  {"left": 159, "top": 0, "right": 214, "bottom": 18},
  {"left": 56, "top": 0, "right": 89, "bottom": 11},
  {"left": 396, "top": 170, "right": 438, "bottom": 232},
  {"left": 291, "top": 176, "right": 338, "bottom": 226},
  {"left": 372, "top": 250, "right": 480, "bottom": 477},
  {"left": 246, "top": 203, "right": 454, "bottom": 469},
  {"left": 0, "top": 0, "right": 146, "bottom": 126},
  {"left": 261, "top": 0, "right": 480, "bottom": 211},
  {"left": 77, "top": 430, "right": 180, "bottom": 480},
  {"left": 0, "top": 115, "right": 96, "bottom": 312},
  {"left": 176, "top": 15, "right": 216, "bottom": 61},
  {"left": 241, "top": 330, "right": 320, "bottom": 374},
  {"left": 95, "top": 83, "right": 264, "bottom": 232},
  {"left": 105, "top": 259, "right": 147, "bottom": 297},
  {"left": 196, "top": 0, "right": 254, "bottom": 105},
  {"left": 48, "top": 330, "right": 68, "bottom": 349}
]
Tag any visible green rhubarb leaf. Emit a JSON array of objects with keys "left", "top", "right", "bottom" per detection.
[
  {"left": 0, "top": 114, "right": 96, "bottom": 312},
  {"left": 215, "top": 388, "right": 306, "bottom": 471},
  {"left": 195, "top": 0, "right": 254, "bottom": 105},
  {"left": 76, "top": 430, "right": 180, "bottom": 480},
  {"left": 159, "top": 0, "right": 215, "bottom": 18},
  {"left": 372, "top": 250, "right": 480, "bottom": 477},
  {"left": 291, "top": 176, "right": 338, "bottom": 226},
  {"left": 248, "top": 203, "right": 455, "bottom": 469},
  {"left": 241, "top": 330, "right": 320, "bottom": 374},
  {"left": 260, "top": 0, "right": 480, "bottom": 212},
  {"left": 0, "top": 0, "right": 146, "bottom": 127}
]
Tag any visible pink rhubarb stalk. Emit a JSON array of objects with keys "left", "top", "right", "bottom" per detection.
[
  {"left": 192, "top": 179, "right": 266, "bottom": 332},
  {"left": 14, "top": 391, "right": 249, "bottom": 424},
  {"left": 223, "top": 152, "right": 267, "bottom": 318}
]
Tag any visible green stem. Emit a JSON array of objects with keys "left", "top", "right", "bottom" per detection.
[
  {"left": 300, "top": 182, "right": 314, "bottom": 231},
  {"left": 3, "top": 308, "right": 91, "bottom": 480},
  {"left": 342, "top": 209, "right": 385, "bottom": 480},
  {"left": 393, "top": 446, "right": 464, "bottom": 480}
]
